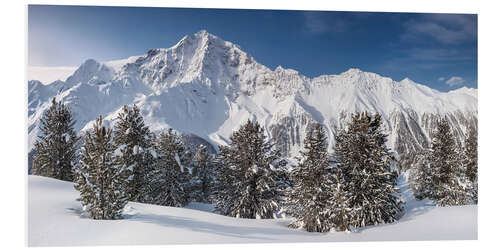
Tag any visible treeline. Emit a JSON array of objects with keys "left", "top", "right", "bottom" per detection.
[
  {"left": 33, "top": 100, "right": 217, "bottom": 220},
  {"left": 31, "top": 98, "right": 477, "bottom": 232}
]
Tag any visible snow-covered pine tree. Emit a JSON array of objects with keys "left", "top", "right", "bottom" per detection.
[
  {"left": 32, "top": 98, "right": 79, "bottom": 181},
  {"left": 333, "top": 112, "right": 403, "bottom": 230},
  {"left": 191, "top": 145, "right": 216, "bottom": 203},
  {"left": 214, "top": 119, "right": 285, "bottom": 219},
  {"left": 408, "top": 149, "right": 432, "bottom": 200},
  {"left": 113, "top": 104, "right": 153, "bottom": 201},
  {"left": 329, "top": 167, "right": 352, "bottom": 232},
  {"left": 428, "top": 118, "right": 470, "bottom": 206},
  {"left": 74, "top": 116, "right": 131, "bottom": 220},
  {"left": 463, "top": 124, "right": 478, "bottom": 204},
  {"left": 142, "top": 129, "right": 190, "bottom": 207},
  {"left": 284, "top": 123, "right": 337, "bottom": 232},
  {"left": 136, "top": 132, "right": 159, "bottom": 203}
]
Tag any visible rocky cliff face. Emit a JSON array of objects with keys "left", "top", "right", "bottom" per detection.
[{"left": 28, "top": 30, "right": 477, "bottom": 166}]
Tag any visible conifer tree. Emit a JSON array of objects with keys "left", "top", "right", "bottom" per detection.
[
  {"left": 408, "top": 149, "right": 432, "bottom": 200},
  {"left": 191, "top": 145, "right": 216, "bottom": 203},
  {"left": 74, "top": 116, "right": 131, "bottom": 220},
  {"left": 32, "top": 98, "right": 79, "bottom": 181},
  {"left": 463, "top": 124, "right": 478, "bottom": 204},
  {"left": 136, "top": 133, "right": 159, "bottom": 203},
  {"left": 214, "top": 119, "right": 285, "bottom": 219},
  {"left": 142, "top": 129, "right": 190, "bottom": 207},
  {"left": 332, "top": 112, "right": 403, "bottom": 230},
  {"left": 113, "top": 104, "right": 153, "bottom": 201},
  {"left": 428, "top": 118, "right": 470, "bottom": 206},
  {"left": 284, "top": 123, "right": 337, "bottom": 232}
]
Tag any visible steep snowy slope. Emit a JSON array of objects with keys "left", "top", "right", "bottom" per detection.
[
  {"left": 28, "top": 175, "right": 477, "bottom": 246},
  {"left": 27, "top": 30, "right": 477, "bottom": 161}
]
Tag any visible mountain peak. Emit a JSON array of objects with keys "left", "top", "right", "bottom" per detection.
[
  {"left": 400, "top": 77, "right": 416, "bottom": 84},
  {"left": 449, "top": 86, "right": 478, "bottom": 96},
  {"left": 344, "top": 68, "right": 363, "bottom": 74},
  {"left": 340, "top": 68, "right": 368, "bottom": 79},
  {"left": 340, "top": 68, "right": 375, "bottom": 81},
  {"left": 81, "top": 58, "right": 99, "bottom": 68},
  {"left": 65, "top": 59, "right": 114, "bottom": 86},
  {"left": 274, "top": 65, "right": 300, "bottom": 76},
  {"left": 275, "top": 65, "right": 286, "bottom": 72},
  {"left": 175, "top": 30, "right": 222, "bottom": 47},
  {"left": 195, "top": 29, "right": 209, "bottom": 36},
  {"left": 193, "top": 29, "right": 221, "bottom": 40}
]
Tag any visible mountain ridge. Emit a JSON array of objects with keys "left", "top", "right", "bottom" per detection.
[{"left": 28, "top": 30, "right": 477, "bottom": 165}]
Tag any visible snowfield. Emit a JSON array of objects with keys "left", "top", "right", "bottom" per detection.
[{"left": 28, "top": 175, "right": 477, "bottom": 246}]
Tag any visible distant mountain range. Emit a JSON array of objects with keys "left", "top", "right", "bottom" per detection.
[{"left": 28, "top": 30, "right": 477, "bottom": 165}]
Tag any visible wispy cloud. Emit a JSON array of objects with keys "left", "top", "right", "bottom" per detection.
[
  {"left": 378, "top": 47, "right": 475, "bottom": 73},
  {"left": 438, "top": 77, "right": 445, "bottom": 81},
  {"left": 303, "top": 12, "right": 351, "bottom": 34},
  {"left": 406, "top": 47, "right": 475, "bottom": 62},
  {"left": 445, "top": 76, "right": 466, "bottom": 86},
  {"left": 401, "top": 14, "right": 477, "bottom": 44}
]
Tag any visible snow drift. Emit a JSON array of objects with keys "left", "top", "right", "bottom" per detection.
[{"left": 28, "top": 175, "right": 477, "bottom": 246}]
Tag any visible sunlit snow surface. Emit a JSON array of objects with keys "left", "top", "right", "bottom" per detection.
[{"left": 28, "top": 175, "right": 477, "bottom": 246}]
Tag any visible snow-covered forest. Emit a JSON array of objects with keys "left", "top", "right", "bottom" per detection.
[{"left": 28, "top": 97, "right": 478, "bottom": 245}]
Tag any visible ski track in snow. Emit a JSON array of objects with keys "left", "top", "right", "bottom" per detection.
[{"left": 28, "top": 175, "right": 477, "bottom": 246}]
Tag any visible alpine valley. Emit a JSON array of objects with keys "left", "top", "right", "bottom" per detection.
[{"left": 28, "top": 30, "right": 478, "bottom": 168}]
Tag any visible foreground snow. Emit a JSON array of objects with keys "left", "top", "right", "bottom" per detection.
[{"left": 28, "top": 175, "right": 477, "bottom": 246}]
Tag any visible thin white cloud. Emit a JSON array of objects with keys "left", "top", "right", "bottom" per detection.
[
  {"left": 407, "top": 47, "right": 474, "bottom": 62},
  {"left": 303, "top": 12, "right": 350, "bottom": 34},
  {"left": 378, "top": 47, "right": 476, "bottom": 73},
  {"left": 402, "top": 14, "right": 477, "bottom": 45},
  {"left": 445, "top": 76, "right": 466, "bottom": 86},
  {"left": 438, "top": 77, "right": 445, "bottom": 81}
]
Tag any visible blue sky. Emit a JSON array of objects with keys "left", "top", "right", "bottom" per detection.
[{"left": 28, "top": 5, "right": 477, "bottom": 91}]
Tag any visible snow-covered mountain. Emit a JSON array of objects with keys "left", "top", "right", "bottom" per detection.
[{"left": 28, "top": 30, "right": 477, "bottom": 164}]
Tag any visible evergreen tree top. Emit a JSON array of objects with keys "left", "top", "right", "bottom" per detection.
[
  {"left": 114, "top": 104, "right": 151, "bottom": 146},
  {"left": 223, "top": 119, "right": 278, "bottom": 167},
  {"left": 84, "top": 115, "right": 113, "bottom": 149}
]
